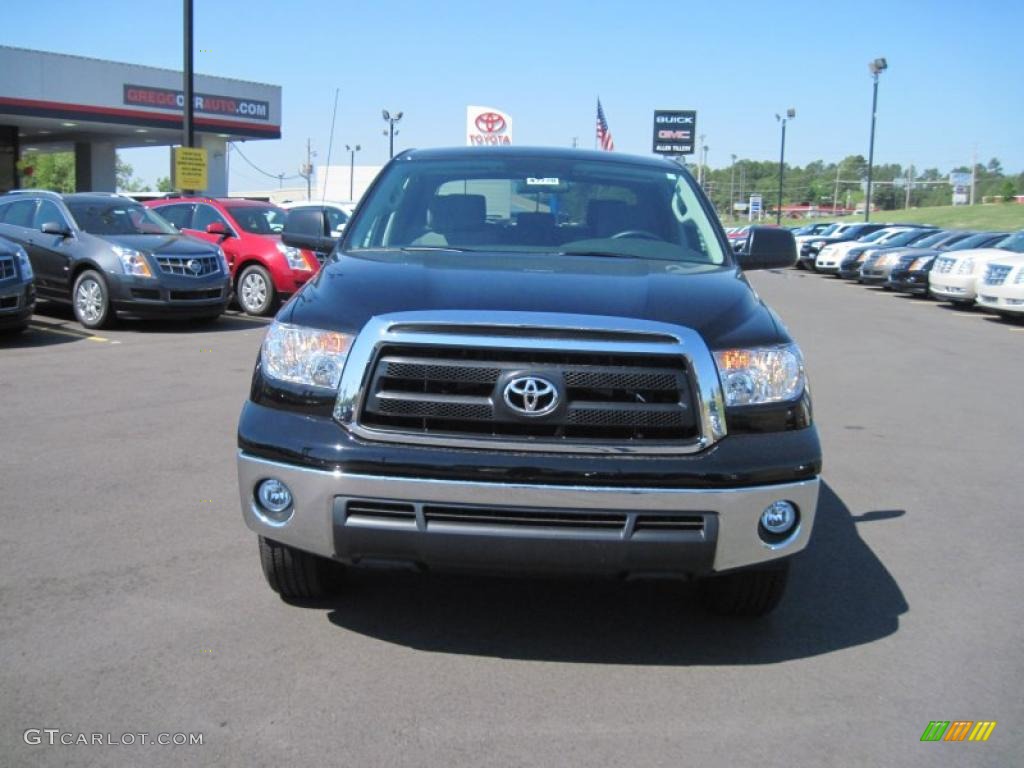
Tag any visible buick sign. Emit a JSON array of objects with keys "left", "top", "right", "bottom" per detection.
[{"left": 652, "top": 109, "right": 697, "bottom": 155}]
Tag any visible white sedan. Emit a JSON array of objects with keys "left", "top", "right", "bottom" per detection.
[
  {"left": 930, "top": 232, "right": 1023, "bottom": 305},
  {"left": 815, "top": 227, "right": 911, "bottom": 273},
  {"left": 974, "top": 233, "right": 1024, "bottom": 317}
]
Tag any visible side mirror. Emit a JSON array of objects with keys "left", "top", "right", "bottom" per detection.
[
  {"left": 206, "top": 222, "right": 231, "bottom": 238},
  {"left": 282, "top": 230, "right": 335, "bottom": 255},
  {"left": 282, "top": 209, "right": 336, "bottom": 256},
  {"left": 737, "top": 226, "right": 797, "bottom": 270},
  {"left": 41, "top": 221, "right": 71, "bottom": 237}
]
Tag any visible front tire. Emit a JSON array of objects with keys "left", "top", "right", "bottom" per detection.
[
  {"left": 258, "top": 537, "right": 344, "bottom": 600},
  {"left": 698, "top": 560, "right": 790, "bottom": 617},
  {"left": 237, "top": 265, "right": 276, "bottom": 316},
  {"left": 72, "top": 270, "right": 115, "bottom": 329}
]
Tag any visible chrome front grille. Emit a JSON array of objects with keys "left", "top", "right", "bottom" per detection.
[
  {"left": 156, "top": 255, "right": 220, "bottom": 277},
  {"left": 0, "top": 256, "right": 14, "bottom": 281},
  {"left": 334, "top": 312, "right": 728, "bottom": 455},
  {"left": 934, "top": 257, "right": 956, "bottom": 274},
  {"left": 984, "top": 264, "right": 1012, "bottom": 285},
  {"left": 359, "top": 345, "right": 697, "bottom": 443}
]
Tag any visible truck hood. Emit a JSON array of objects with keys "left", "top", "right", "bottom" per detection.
[
  {"left": 103, "top": 234, "right": 219, "bottom": 256},
  {"left": 281, "top": 250, "right": 785, "bottom": 349}
]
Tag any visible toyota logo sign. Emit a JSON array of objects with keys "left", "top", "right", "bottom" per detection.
[
  {"left": 475, "top": 112, "right": 506, "bottom": 134},
  {"left": 503, "top": 376, "right": 559, "bottom": 417}
]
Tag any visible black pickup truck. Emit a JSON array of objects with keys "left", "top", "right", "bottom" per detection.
[{"left": 238, "top": 147, "right": 821, "bottom": 616}]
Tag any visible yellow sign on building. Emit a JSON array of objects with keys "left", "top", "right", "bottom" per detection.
[{"left": 172, "top": 147, "right": 208, "bottom": 191}]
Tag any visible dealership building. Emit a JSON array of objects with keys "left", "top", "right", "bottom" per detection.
[{"left": 0, "top": 46, "right": 281, "bottom": 196}]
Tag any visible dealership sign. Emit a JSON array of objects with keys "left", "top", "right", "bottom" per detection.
[
  {"left": 467, "top": 106, "right": 512, "bottom": 146},
  {"left": 124, "top": 85, "right": 270, "bottom": 121},
  {"left": 652, "top": 110, "right": 697, "bottom": 155}
]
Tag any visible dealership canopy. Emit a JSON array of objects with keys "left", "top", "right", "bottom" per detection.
[{"left": 0, "top": 46, "right": 282, "bottom": 195}]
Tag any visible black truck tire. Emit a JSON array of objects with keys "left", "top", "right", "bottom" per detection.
[
  {"left": 698, "top": 560, "right": 790, "bottom": 617},
  {"left": 258, "top": 537, "right": 343, "bottom": 599}
]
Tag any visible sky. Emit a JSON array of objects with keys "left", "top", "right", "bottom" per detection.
[{"left": 4, "top": 0, "right": 1023, "bottom": 190}]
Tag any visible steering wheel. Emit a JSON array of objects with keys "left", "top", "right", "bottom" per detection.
[{"left": 609, "top": 229, "right": 663, "bottom": 241}]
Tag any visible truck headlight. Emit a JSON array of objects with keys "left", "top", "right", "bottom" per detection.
[
  {"left": 112, "top": 245, "right": 153, "bottom": 277},
  {"left": 714, "top": 345, "right": 805, "bottom": 406},
  {"left": 261, "top": 321, "right": 354, "bottom": 390},
  {"left": 14, "top": 245, "right": 33, "bottom": 280},
  {"left": 277, "top": 242, "right": 312, "bottom": 271},
  {"left": 955, "top": 258, "right": 975, "bottom": 275}
]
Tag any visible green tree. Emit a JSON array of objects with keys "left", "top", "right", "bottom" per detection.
[
  {"left": 1000, "top": 179, "right": 1016, "bottom": 202},
  {"left": 156, "top": 176, "right": 173, "bottom": 193},
  {"left": 116, "top": 155, "right": 151, "bottom": 193},
  {"left": 17, "top": 152, "right": 75, "bottom": 192}
]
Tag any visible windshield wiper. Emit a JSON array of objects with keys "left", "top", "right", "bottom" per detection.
[
  {"left": 351, "top": 246, "right": 478, "bottom": 254},
  {"left": 399, "top": 246, "right": 478, "bottom": 253},
  {"left": 553, "top": 249, "right": 637, "bottom": 259}
]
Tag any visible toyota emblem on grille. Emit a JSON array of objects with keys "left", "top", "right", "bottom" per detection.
[
  {"left": 187, "top": 259, "right": 202, "bottom": 275},
  {"left": 503, "top": 376, "right": 558, "bottom": 416},
  {"left": 475, "top": 112, "right": 506, "bottom": 133}
]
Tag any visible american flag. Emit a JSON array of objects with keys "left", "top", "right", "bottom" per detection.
[{"left": 596, "top": 99, "right": 615, "bottom": 151}]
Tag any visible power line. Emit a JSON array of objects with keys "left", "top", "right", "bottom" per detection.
[{"left": 229, "top": 142, "right": 302, "bottom": 181}]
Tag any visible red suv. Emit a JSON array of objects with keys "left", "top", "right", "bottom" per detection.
[{"left": 145, "top": 197, "right": 319, "bottom": 315}]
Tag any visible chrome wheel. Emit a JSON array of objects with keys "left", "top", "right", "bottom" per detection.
[
  {"left": 240, "top": 270, "right": 269, "bottom": 314},
  {"left": 75, "top": 278, "right": 104, "bottom": 325}
]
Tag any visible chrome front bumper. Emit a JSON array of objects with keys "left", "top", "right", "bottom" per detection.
[{"left": 238, "top": 451, "right": 820, "bottom": 575}]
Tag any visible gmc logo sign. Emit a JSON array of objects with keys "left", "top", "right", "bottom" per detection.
[{"left": 658, "top": 129, "right": 691, "bottom": 140}]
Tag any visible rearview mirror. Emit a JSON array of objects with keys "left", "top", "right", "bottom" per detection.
[
  {"left": 736, "top": 226, "right": 797, "bottom": 270},
  {"left": 40, "top": 221, "right": 71, "bottom": 237}
]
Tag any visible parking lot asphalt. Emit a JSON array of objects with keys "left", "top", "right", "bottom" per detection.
[{"left": 1, "top": 277, "right": 1021, "bottom": 767}]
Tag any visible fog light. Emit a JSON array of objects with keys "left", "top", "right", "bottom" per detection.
[
  {"left": 256, "top": 478, "right": 293, "bottom": 524},
  {"left": 759, "top": 501, "right": 799, "bottom": 546}
]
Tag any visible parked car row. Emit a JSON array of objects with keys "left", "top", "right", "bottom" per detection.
[
  {"left": 0, "top": 190, "right": 340, "bottom": 331},
  {"left": 793, "top": 219, "right": 1024, "bottom": 319}
]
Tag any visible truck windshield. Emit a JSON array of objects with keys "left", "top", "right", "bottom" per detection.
[{"left": 345, "top": 156, "right": 727, "bottom": 265}]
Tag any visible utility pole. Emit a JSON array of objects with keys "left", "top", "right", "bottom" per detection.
[
  {"left": 299, "top": 138, "right": 315, "bottom": 200},
  {"left": 832, "top": 161, "right": 843, "bottom": 214},
  {"left": 697, "top": 134, "right": 706, "bottom": 186},
  {"left": 905, "top": 164, "right": 913, "bottom": 209},
  {"left": 572, "top": 137, "right": 579, "bottom": 148},
  {"left": 970, "top": 145, "right": 977, "bottom": 205},
  {"left": 729, "top": 154, "right": 737, "bottom": 220}
]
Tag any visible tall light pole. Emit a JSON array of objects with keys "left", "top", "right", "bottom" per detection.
[
  {"left": 775, "top": 108, "right": 795, "bottom": 225},
  {"left": 345, "top": 143, "right": 360, "bottom": 201},
  {"left": 382, "top": 110, "right": 402, "bottom": 159},
  {"left": 182, "top": 0, "right": 194, "bottom": 151},
  {"left": 865, "top": 57, "right": 887, "bottom": 221}
]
